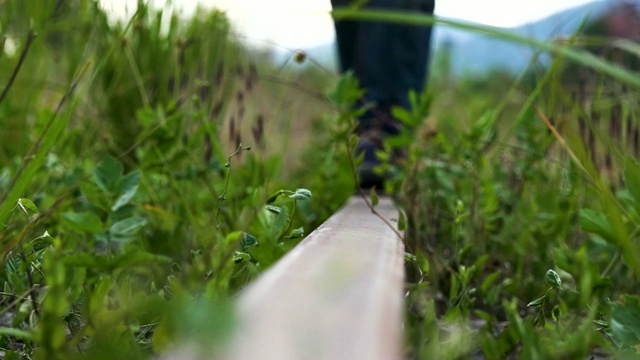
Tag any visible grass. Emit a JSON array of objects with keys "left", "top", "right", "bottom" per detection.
[
  {"left": 1, "top": 1, "right": 640, "bottom": 359},
  {"left": 0, "top": 2, "right": 348, "bottom": 358},
  {"left": 390, "top": 14, "right": 640, "bottom": 357}
]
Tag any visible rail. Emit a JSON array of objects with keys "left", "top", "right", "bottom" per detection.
[{"left": 224, "top": 195, "right": 405, "bottom": 360}]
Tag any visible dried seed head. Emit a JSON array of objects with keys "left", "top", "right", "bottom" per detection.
[
  {"left": 210, "top": 101, "right": 223, "bottom": 120},
  {"left": 245, "top": 76, "right": 254, "bottom": 92},
  {"left": 252, "top": 115, "right": 265, "bottom": 149},
  {"left": 229, "top": 117, "right": 236, "bottom": 142},
  {"left": 293, "top": 50, "right": 306, "bottom": 64}
]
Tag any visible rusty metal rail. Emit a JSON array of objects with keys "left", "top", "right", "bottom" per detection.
[{"left": 224, "top": 196, "right": 405, "bottom": 360}]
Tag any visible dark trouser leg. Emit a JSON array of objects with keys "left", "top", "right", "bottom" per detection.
[{"left": 332, "top": 0, "right": 435, "bottom": 135}]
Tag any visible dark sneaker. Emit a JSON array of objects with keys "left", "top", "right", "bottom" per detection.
[{"left": 356, "top": 130, "right": 385, "bottom": 189}]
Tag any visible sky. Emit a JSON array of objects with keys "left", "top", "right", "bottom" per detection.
[{"left": 100, "top": 0, "right": 601, "bottom": 48}]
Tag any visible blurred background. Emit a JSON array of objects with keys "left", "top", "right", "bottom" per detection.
[{"left": 99, "top": 0, "right": 618, "bottom": 72}]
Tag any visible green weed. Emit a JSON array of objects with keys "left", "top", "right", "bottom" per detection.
[
  {"left": 0, "top": 1, "right": 331, "bottom": 358},
  {"left": 3, "top": 2, "right": 640, "bottom": 359}
]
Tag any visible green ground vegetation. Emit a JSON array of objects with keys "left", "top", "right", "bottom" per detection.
[{"left": 1, "top": 1, "right": 640, "bottom": 359}]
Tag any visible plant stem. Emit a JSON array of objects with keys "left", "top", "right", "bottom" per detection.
[
  {"left": 0, "top": 286, "right": 39, "bottom": 318},
  {"left": 281, "top": 199, "right": 297, "bottom": 239},
  {"left": 345, "top": 140, "right": 405, "bottom": 243},
  {"left": 0, "top": 30, "right": 36, "bottom": 107},
  {"left": 215, "top": 144, "right": 251, "bottom": 228},
  {"left": 601, "top": 252, "right": 621, "bottom": 278},
  {"left": 0, "top": 63, "right": 89, "bottom": 226},
  {"left": 22, "top": 255, "right": 40, "bottom": 318},
  {"left": 0, "top": 36, "right": 6, "bottom": 64}
]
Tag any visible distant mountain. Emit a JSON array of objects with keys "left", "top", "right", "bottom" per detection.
[
  {"left": 272, "top": 0, "right": 639, "bottom": 75},
  {"left": 435, "top": 0, "right": 622, "bottom": 74}
]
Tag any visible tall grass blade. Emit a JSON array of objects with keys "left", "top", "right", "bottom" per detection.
[{"left": 331, "top": 9, "right": 640, "bottom": 88}]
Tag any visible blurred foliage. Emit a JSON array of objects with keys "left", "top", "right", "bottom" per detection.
[
  {"left": 0, "top": 0, "right": 348, "bottom": 358},
  {"left": 2, "top": 1, "right": 640, "bottom": 359},
  {"left": 391, "top": 19, "right": 640, "bottom": 357}
]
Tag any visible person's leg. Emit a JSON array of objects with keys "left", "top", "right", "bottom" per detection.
[
  {"left": 331, "top": 0, "right": 359, "bottom": 73},
  {"left": 332, "top": 0, "right": 435, "bottom": 187},
  {"left": 356, "top": 0, "right": 435, "bottom": 134}
]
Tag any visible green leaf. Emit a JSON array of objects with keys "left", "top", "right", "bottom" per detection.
[
  {"left": 472, "top": 111, "right": 496, "bottom": 139},
  {"left": 551, "top": 305, "right": 560, "bottom": 322},
  {"left": 480, "top": 271, "right": 500, "bottom": 293},
  {"left": 241, "top": 232, "right": 258, "bottom": 251},
  {"left": 404, "top": 252, "right": 417, "bottom": 262},
  {"left": 375, "top": 149, "right": 390, "bottom": 162},
  {"left": 391, "top": 106, "right": 418, "bottom": 127},
  {"left": 234, "top": 252, "right": 251, "bottom": 263},
  {"left": 370, "top": 187, "right": 379, "bottom": 207},
  {"left": 349, "top": 134, "right": 359, "bottom": 149},
  {"left": 289, "top": 188, "right": 312, "bottom": 201},
  {"left": 266, "top": 190, "right": 286, "bottom": 204},
  {"left": 112, "top": 171, "right": 141, "bottom": 211},
  {"left": 0, "top": 327, "right": 33, "bottom": 341},
  {"left": 31, "top": 231, "right": 54, "bottom": 251},
  {"left": 61, "top": 212, "right": 104, "bottom": 234},
  {"left": 327, "top": 71, "right": 365, "bottom": 108},
  {"left": 594, "top": 320, "right": 609, "bottom": 328},
  {"left": 398, "top": 208, "right": 407, "bottom": 231},
  {"left": 610, "top": 295, "right": 640, "bottom": 349},
  {"left": 109, "top": 217, "right": 147, "bottom": 241},
  {"left": 624, "top": 156, "right": 640, "bottom": 208},
  {"left": 545, "top": 269, "right": 562, "bottom": 289},
  {"left": 17, "top": 198, "right": 38, "bottom": 215},
  {"left": 93, "top": 155, "right": 123, "bottom": 194},
  {"left": 110, "top": 249, "right": 172, "bottom": 269},
  {"left": 5, "top": 254, "right": 21, "bottom": 283},
  {"left": 354, "top": 151, "right": 365, "bottom": 167},
  {"left": 578, "top": 209, "right": 616, "bottom": 244},
  {"left": 286, "top": 227, "right": 304, "bottom": 239},
  {"left": 534, "top": 309, "right": 546, "bottom": 327},
  {"left": 223, "top": 231, "right": 243, "bottom": 246},
  {"left": 270, "top": 206, "right": 290, "bottom": 238},
  {"left": 80, "top": 182, "right": 110, "bottom": 210},
  {"left": 265, "top": 205, "right": 282, "bottom": 214},
  {"left": 88, "top": 276, "right": 112, "bottom": 316},
  {"left": 63, "top": 254, "right": 110, "bottom": 269},
  {"left": 4, "top": 350, "right": 22, "bottom": 360}
]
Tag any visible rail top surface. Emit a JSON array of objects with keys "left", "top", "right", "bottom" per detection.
[{"left": 224, "top": 195, "right": 405, "bottom": 360}]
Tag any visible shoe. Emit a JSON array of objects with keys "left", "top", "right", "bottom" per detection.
[{"left": 356, "top": 130, "right": 385, "bottom": 189}]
